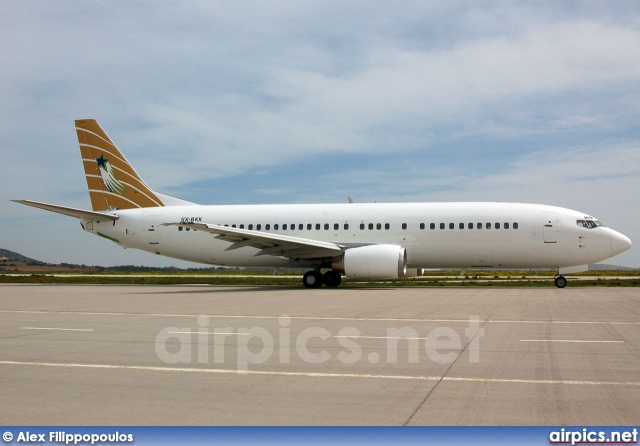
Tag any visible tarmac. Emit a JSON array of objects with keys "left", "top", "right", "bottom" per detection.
[{"left": 0, "top": 284, "right": 638, "bottom": 425}]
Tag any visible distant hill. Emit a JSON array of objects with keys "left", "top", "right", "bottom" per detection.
[
  {"left": 0, "top": 248, "right": 222, "bottom": 272},
  {"left": 0, "top": 248, "right": 44, "bottom": 265}
]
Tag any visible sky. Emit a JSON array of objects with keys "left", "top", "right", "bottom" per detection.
[{"left": 1, "top": 1, "right": 639, "bottom": 268}]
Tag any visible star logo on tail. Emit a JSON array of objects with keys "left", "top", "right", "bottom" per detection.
[{"left": 95, "top": 154, "right": 128, "bottom": 196}]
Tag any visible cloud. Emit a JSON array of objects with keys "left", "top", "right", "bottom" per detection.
[{"left": 126, "top": 18, "right": 640, "bottom": 189}]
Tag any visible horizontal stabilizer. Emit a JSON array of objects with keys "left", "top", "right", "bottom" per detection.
[{"left": 12, "top": 199, "right": 119, "bottom": 221}]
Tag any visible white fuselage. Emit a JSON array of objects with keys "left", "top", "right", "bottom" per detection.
[{"left": 82, "top": 202, "right": 631, "bottom": 271}]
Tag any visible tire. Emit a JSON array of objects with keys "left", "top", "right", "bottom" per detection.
[
  {"left": 323, "top": 270, "right": 342, "bottom": 288},
  {"left": 554, "top": 276, "right": 567, "bottom": 288},
  {"left": 303, "top": 270, "right": 323, "bottom": 288}
]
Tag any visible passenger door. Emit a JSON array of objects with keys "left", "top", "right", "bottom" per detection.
[{"left": 542, "top": 212, "right": 558, "bottom": 243}]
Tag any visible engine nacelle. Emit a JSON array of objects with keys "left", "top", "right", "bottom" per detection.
[{"left": 332, "top": 244, "right": 407, "bottom": 280}]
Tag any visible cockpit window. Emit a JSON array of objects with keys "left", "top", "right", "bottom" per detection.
[{"left": 576, "top": 220, "right": 603, "bottom": 229}]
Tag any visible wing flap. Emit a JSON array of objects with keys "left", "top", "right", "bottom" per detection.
[{"left": 163, "top": 222, "right": 343, "bottom": 259}]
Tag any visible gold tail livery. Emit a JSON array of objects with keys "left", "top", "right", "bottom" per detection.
[{"left": 77, "top": 119, "right": 164, "bottom": 210}]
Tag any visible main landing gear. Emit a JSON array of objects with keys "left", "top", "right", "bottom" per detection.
[
  {"left": 302, "top": 270, "right": 342, "bottom": 288},
  {"left": 554, "top": 275, "right": 568, "bottom": 288}
]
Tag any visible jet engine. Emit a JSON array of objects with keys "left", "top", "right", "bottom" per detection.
[{"left": 332, "top": 244, "right": 407, "bottom": 280}]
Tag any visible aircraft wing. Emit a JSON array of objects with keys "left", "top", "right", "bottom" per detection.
[{"left": 163, "top": 222, "right": 344, "bottom": 260}]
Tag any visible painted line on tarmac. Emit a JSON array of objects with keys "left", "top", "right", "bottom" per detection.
[
  {"left": 334, "top": 335, "right": 430, "bottom": 340},
  {"left": 1, "top": 310, "right": 639, "bottom": 325},
  {"left": 1, "top": 360, "right": 640, "bottom": 387},
  {"left": 21, "top": 327, "right": 94, "bottom": 332},
  {"left": 520, "top": 339, "right": 623, "bottom": 343},
  {"left": 493, "top": 320, "right": 640, "bottom": 325},
  {"left": 0, "top": 360, "right": 440, "bottom": 381},
  {"left": 0, "top": 310, "right": 483, "bottom": 323},
  {"left": 167, "top": 331, "right": 249, "bottom": 336}
]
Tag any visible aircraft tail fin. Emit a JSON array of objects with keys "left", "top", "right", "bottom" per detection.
[{"left": 76, "top": 119, "right": 165, "bottom": 211}]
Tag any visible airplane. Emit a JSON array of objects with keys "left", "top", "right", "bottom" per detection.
[{"left": 13, "top": 119, "right": 632, "bottom": 288}]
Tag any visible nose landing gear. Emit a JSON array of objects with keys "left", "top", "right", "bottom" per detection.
[{"left": 554, "top": 275, "right": 567, "bottom": 288}]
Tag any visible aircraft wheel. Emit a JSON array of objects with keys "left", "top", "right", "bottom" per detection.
[
  {"left": 303, "top": 270, "right": 323, "bottom": 288},
  {"left": 554, "top": 276, "right": 567, "bottom": 288},
  {"left": 323, "top": 270, "right": 342, "bottom": 288}
]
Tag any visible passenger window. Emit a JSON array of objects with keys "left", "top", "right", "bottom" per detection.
[
  {"left": 344, "top": 223, "right": 349, "bottom": 230},
  {"left": 420, "top": 223, "right": 425, "bottom": 230},
  {"left": 486, "top": 222, "right": 491, "bottom": 229},
  {"left": 257, "top": 224, "right": 262, "bottom": 230},
  {"left": 402, "top": 223, "right": 407, "bottom": 230},
  {"left": 266, "top": 224, "right": 270, "bottom": 230},
  {"left": 186, "top": 227, "right": 190, "bottom": 231},
  {"left": 248, "top": 224, "right": 253, "bottom": 230},
  {"left": 430, "top": 223, "right": 435, "bottom": 230},
  {"left": 307, "top": 224, "right": 312, "bottom": 230},
  {"left": 513, "top": 222, "right": 519, "bottom": 229},
  {"left": 316, "top": 224, "right": 321, "bottom": 230},
  {"left": 274, "top": 224, "right": 279, "bottom": 230},
  {"left": 477, "top": 222, "right": 482, "bottom": 229},
  {"left": 360, "top": 223, "right": 365, "bottom": 230},
  {"left": 504, "top": 222, "right": 509, "bottom": 229},
  {"left": 334, "top": 223, "right": 339, "bottom": 230},
  {"left": 495, "top": 222, "right": 500, "bottom": 229},
  {"left": 459, "top": 223, "right": 464, "bottom": 230},
  {"left": 468, "top": 222, "right": 473, "bottom": 230},
  {"left": 440, "top": 223, "right": 445, "bottom": 230},
  {"left": 240, "top": 224, "right": 245, "bottom": 229},
  {"left": 368, "top": 223, "right": 374, "bottom": 230},
  {"left": 324, "top": 223, "right": 329, "bottom": 230},
  {"left": 283, "top": 224, "right": 287, "bottom": 230},
  {"left": 385, "top": 223, "right": 390, "bottom": 230},
  {"left": 376, "top": 223, "right": 382, "bottom": 230},
  {"left": 232, "top": 224, "right": 236, "bottom": 228},
  {"left": 178, "top": 226, "right": 183, "bottom": 231},
  {"left": 299, "top": 224, "right": 304, "bottom": 230},
  {"left": 449, "top": 223, "right": 454, "bottom": 230}
]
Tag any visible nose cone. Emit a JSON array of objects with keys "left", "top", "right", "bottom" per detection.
[{"left": 611, "top": 231, "right": 632, "bottom": 256}]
